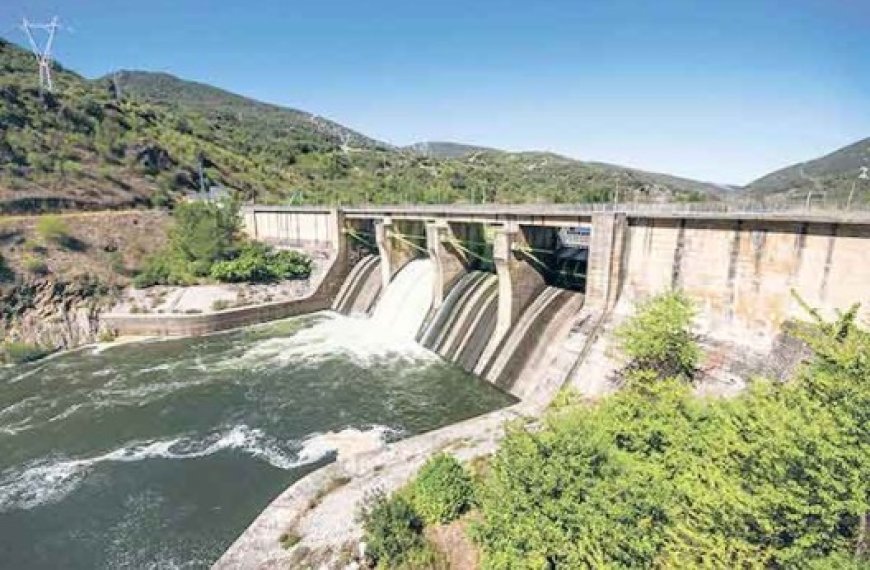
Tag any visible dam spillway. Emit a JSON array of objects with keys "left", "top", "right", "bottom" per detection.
[
  {"left": 369, "top": 259, "right": 435, "bottom": 340},
  {"left": 420, "top": 271, "right": 499, "bottom": 371},
  {"left": 331, "top": 254, "right": 381, "bottom": 316}
]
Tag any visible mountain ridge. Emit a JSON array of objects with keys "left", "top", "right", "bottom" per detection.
[
  {"left": 745, "top": 137, "right": 870, "bottom": 203},
  {"left": 0, "top": 36, "right": 763, "bottom": 211}
]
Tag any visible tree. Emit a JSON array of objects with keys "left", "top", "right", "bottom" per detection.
[
  {"left": 615, "top": 291, "right": 700, "bottom": 382},
  {"left": 168, "top": 199, "right": 241, "bottom": 276}
]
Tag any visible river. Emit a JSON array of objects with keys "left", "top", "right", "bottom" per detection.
[{"left": 0, "top": 308, "right": 514, "bottom": 568}]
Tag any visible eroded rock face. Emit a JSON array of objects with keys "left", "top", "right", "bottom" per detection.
[{"left": 0, "top": 276, "right": 117, "bottom": 349}]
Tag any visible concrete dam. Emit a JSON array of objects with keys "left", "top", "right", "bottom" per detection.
[{"left": 240, "top": 204, "right": 870, "bottom": 396}]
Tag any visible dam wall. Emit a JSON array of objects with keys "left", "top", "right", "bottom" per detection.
[
  {"left": 617, "top": 217, "right": 870, "bottom": 341},
  {"left": 236, "top": 204, "right": 869, "bottom": 385},
  {"left": 116, "top": 205, "right": 869, "bottom": 363},
  {"left": 343, "top": 205, "right": 870, "bottom": 338}
]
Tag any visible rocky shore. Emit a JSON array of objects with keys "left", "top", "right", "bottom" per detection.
[{"left": 0, "top": 275, "right": 117, "bottom": 351}]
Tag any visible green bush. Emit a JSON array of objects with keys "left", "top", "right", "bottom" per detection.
[
  {"left": 408, "top": 453, "right": 476, "bottom": 525},
  {"left": 23, "top": 254, "right": 48, "bottom": 275},
  {"left": 35, "top": 215, "right": 70, "bottom": 243},
  {"left": 133, "top": 199, "right": 243, "bottom": 287},
  {"left": 209, "top": 242, "right": 311, "bottom": 283},
  {"left": 473, "top": 307, "right": 870, "bottom": 569},
  {"left": 0, "top": 254, "right": 13, "bottom": 282},
  {"left": 358, "top": 490, "right": 426, "bottom": 569},
  {"left": 169, "top": 199, "right": 241, "bottom": 275},
  {"left": 133, "top": 254, "right": 175, "bottom": 288},
  {"left": 615, "top": 290, "right": 700, "bottom": 381},
  {"left": 1, "top": 342, "right": 50, "bottom": 364}
]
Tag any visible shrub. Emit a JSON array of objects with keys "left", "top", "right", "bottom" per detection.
[
  {"left": 0, "top": 254, "right": 13, "bottom": 282},
  {"left": 132, "top": 199, "right": 245, "bottom": 286},
  {"left": 211, "top": 299, "right": 232, "bottom": 312},
  {"left": 35, "top": 215, "right": 70, "bottom": 243},
  {"left": 1, "top": 342, "right": 50, "bottom": 364},
  {"left": 23, "top": 255, "right": 48, "bottom": 275},
  {"left": 209, "top": 242, "right": 311, "bottom": 283},
  {"left": 106, "top": 250, "right": 126, "bottom": 275},
  {"left": 615, "top": 290, "right": 700, "bottom": 381},
  {"left": 358, "top": 490, "right": 426, "bottom": 569},
  {"left": 474, "top": 308, "right": 870, "bottom": 568},
  {"left": 408, "top": 453, "right": 476, "bottom": 525},
  {"left": 278, "top": 531, "right": 300, "bottom": 549},
  {"left": 97, "top": 328, "right": 117, "bottom": 343},
  {"left": 168, "top": 199, "right": 241, "bottom": 274}
]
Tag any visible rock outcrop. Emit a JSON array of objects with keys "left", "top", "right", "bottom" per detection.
[{"left": 0, "top": 276, "right": 117, "bottom": 350}]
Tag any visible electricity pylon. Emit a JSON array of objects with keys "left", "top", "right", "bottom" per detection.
[
  {"left": 20, "top": 16, "right": 62, "bottom": 93},
  {"left": 846, "top": 166, "right": 869, "bottom": 211}
]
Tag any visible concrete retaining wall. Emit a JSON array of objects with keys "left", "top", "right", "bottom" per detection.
[
  {"left": 102, "top": 294, "right": 332, "bottom": 337},
  {"left": 104, "top": 210, "right": 352, "bottom": 337},
  {"left": 242, "top": 207, "right": 339, "bottom": 248}
]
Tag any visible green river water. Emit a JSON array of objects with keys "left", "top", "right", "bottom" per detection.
[{"left": 0, "top": 312, "right": 514, "bottom": 568}]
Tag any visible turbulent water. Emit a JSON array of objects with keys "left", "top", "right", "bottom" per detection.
[{"left": 0, "top": 311, "right": 514, "bottom": 568}]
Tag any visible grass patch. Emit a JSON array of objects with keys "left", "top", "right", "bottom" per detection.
[
  {"left": 35, "top": 215, "right": 70, "bottom": 244},
  {"left": 22, "top": 254, "right": 48, "bottom": 275},
  {"left": 309, "top": 475, "right": 352, "bottom": 510},
  {"left": 278, "top": 531, "right": 301, "bottom": 550}
]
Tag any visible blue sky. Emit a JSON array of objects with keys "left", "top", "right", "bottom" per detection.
[{"left": 2, "top": 0, "right": 868, "bottom": 184}]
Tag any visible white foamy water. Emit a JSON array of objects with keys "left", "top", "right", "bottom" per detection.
[
  {"left": 236, "top": 260, "right": 436, "bottom": 369},
  {"left": 370, "top": 258, "right": 435, "bottom": 340},
  {"left": 0, "top": 424, "right": 394, "bottom": 513},
  {"left": 235, "top": 315, "right": 437, "bottom": 369},
  {"left": 296, "top": 425, "right": 397, "bottom": 462}
]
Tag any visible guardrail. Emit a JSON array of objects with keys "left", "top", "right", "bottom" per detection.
[
  {"left": 245, "top": 202, "right": 870, "bottom": 223},
  {"left": 344, "top": 201, "right": 870, "bottom": 215}
]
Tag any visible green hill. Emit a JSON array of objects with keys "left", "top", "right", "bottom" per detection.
[
  {"left": 111, "top": 70, "right": 386, "bottom": 152},
  {"left": 745, "top": 138, "right": 870, "bottom": 205},
  {"left": 403, "top": 141, "right": 498, "bottom": 158},
  {"left": 1, "top": 36, "right": 722, "bottom": 212}
]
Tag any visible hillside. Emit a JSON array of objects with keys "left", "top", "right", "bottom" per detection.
[
  {"left": 1, "top": 36, "right": 722, "bottom": 211},
  {"left": 404, "top": 141, "right": 498, "bottom": 158},
  {"left": 745, "top": 137, "right": 870, "bottom": 205},
  {"left": 112, "top": 70, "right": 386, "bottom": 152}
]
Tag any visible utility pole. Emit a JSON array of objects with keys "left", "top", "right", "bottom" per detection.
[
  {"left": 20, "top": 16, "right": 62, "bottom": 94},
  {"left": 197, "top": 151, "right": 206, "bottom": 194},
  {"left": 846, "top": 166, "right": 869, "bottom": 211}
]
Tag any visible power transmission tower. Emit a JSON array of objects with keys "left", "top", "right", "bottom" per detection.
[
  {"left": 20, "top": 16, "right": 62, "bottom": 93},
  {"left": 846, "top": 166, "right": 869, "bottom": 211}
]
